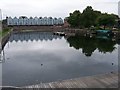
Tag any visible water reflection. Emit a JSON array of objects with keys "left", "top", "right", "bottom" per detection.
[
  {"left": 67, "top": 36, "right": 117, "bottom": 57},
  {"left": 9, "top": 32, "right": 62, "bottom": 42},
  {"left": 2, "top": 32, "right": 118, "bottom": 86},
  {"left": 0, "top": 49, "right": 5, "bottom": 63}
]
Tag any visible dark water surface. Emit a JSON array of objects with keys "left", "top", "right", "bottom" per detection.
[{"left": 1, "top": 32, "right": 118, "bottom": 87}]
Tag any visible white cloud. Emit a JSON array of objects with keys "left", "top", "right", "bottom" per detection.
[{"left": 0, "top": 0, "right": 119, "bottom": 19}]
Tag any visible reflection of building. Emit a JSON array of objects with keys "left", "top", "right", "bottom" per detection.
[
  {"left": 118, "top": 1, "right": 120, "bottom": 18},
  {"left": 9, "top": 32, "right": 62, "bottom": 42},
  {"left": 7, "top": 16, "right": 64, "bottom": 26}
]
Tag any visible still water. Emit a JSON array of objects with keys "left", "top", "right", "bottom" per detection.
[{"left": 1, "top": 32, "right": 118, "bottom": 87}]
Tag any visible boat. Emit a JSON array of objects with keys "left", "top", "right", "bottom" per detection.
[{"left": 96, "top": 30, "right": 113, "bottom": 36}]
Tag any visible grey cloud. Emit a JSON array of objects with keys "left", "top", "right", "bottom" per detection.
[{"left": 0, "top": 0, "right": 119, "bottom": 19}]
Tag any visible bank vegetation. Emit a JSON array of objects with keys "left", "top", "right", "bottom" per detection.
[{"left": 66, "top": 6, "right": 119, "bottom": 30}]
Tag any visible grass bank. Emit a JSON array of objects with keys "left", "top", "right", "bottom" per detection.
[{"left": 0, "top": 28, "right": 11, "bottom": 38}]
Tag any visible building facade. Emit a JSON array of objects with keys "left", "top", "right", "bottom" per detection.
[{"left": 7, "top": 16, "right": 64, "bottom": 26}]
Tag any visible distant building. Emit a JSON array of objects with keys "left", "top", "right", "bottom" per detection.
[
  {"left": 7, "top": 16, "right": 64, "bottom": 26},
  {"left": 118, "top": 1, "right": 120, "bottom": 18}
]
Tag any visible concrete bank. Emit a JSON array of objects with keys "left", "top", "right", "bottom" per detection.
[
  {"left": 22, "top": 72, "right": 118, "bottom": 89},
  {"left": 1, "top": 29, "right": 13, "bottom": 51}
]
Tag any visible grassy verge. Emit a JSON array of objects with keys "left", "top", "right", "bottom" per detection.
[{"left": 0, "top": 28, "right": 11, "bottom": 38}]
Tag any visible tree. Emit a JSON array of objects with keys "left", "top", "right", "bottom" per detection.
[
  {"left": 97, "top": 14, "right": 116, "bottom": 29},
  {"left": 67, "top": 10, "right": 81, "bottom": 27},
  {"left": 82, "top": 6, "right": 97, "bottom": 28},
  {"left": 66, "top": 6, "right": 118, "bottom": 29},
  {"left": 118, "top": 19, "right": 120, "bottom": 29}
]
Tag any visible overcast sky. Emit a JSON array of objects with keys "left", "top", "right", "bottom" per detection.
[{"left": 0, "top": 0, "right": 119, "bottom": 19}]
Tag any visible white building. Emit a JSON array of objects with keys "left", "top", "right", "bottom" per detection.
[
  {"left": 29, "top": 17, "right": 33, "bottom": 25},
  {"left": 7, "top": 16, "right": 64, "bottom": 26},
  {"left": 34, "top": 17, "right": 39, "bottom": 25},
  {"left": 54, "top": 18, "right": 57, "bottom": 25},
  {"left": 7, "top": 17, "right": 13, "bottom": 25},
  {"left": 58, "top": 18, "right": 64, "bottom": 25},
  {"left": 18, "top": 17, "right": 24, "bottom": 25},
  {"left": 23, "top": 17, "right": 28, "bottom": 25}
]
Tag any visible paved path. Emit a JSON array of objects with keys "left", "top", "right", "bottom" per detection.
[{"left": 22, "top": 73, "right": 118, "bottom": 89}]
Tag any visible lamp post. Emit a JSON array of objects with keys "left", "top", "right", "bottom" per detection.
[
  {"left": 118, "top": 1, "right": 120, "bottom": 18},
  {"left": 0, "top": 9, "right": 2, "bottom": 51},
  {"left": 0, "top": 8, "right": 2, "bottom": 90}
]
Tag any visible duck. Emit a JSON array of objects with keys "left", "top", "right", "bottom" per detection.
[{"left": 112, "top": 63, "right": 114, "bottom": 65}]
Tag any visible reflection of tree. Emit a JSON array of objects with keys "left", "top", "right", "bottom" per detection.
[
  {"left": 96, "top": 39, "right": 116, "bottom": 53},
  {"left": 67, "top": 36, "right": 117, "bottom": 57},
  {"left": 67, "top": 36, "right": 96, "bottom": 57}
]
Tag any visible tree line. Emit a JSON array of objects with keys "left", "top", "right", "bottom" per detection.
[{"left": 66, "top": 6, "right": 119, "bottom": 29}]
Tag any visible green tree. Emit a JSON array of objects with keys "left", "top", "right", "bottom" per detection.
[
  {"left": 97, "top": 14, "right": 117, "bottom": 29},
  {"left": 66, "top": 6, "right": 118, "bottom": 29},
  {"left": 67, "top": 10, "right": 81, "bottom": 27},
  {"left": 82, "top": 6, "right": 97, "bottom": 28}
]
